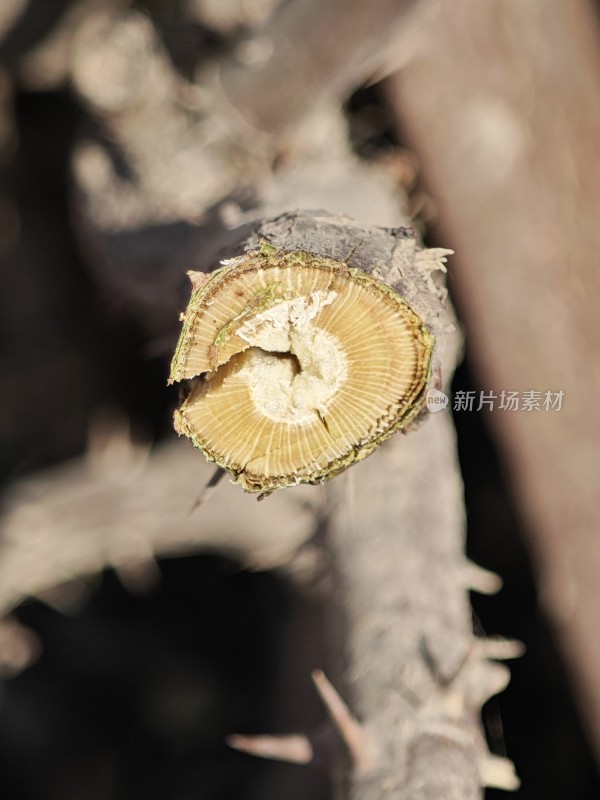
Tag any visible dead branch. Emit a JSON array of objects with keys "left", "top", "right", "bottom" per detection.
[
  {"left": 245, "top": 213, "right": 517, "bottom": 796},
  {"left": 0, "top": 211, "right": 516, "bottom": 797}
]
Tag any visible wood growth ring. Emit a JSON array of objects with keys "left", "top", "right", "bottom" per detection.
[{"left": 169, "top": 243, "right": 434, "bottom": 493}]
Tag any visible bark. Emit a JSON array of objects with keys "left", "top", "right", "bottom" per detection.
[
  {"left": 387, "top": 0, "right": 600, "bottom": 764},
  {"left": 257, "top": 213, "right": 514, "bottom": 798}
]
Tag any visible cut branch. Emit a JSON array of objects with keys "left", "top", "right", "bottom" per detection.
[{"left": 0, "top": 212, "right": 516, "bottom": 798}]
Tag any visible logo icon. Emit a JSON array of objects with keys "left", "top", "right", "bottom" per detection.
[{"left": 426, "top": 388, "right": 449, "bottom": 413}]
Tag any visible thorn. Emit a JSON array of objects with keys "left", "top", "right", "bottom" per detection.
[
  {"left": 114, "top": 557, "right": 161, "bottom": 594},
  {"left": 479, "top": 754, "right": 520, "bottom": 791},
  {"left": 477, "top": 637, "right": 525, "bottom": 661},
  {"left": 463, "top": 561, "right": 503, "bottom": 595},
  {"left": 311, "top": 669, "right": 374, "bottom": 774},
  {"left": 34, "top": 577, "right": 95, "bottom": 614},
  {"left": 0, "top": 618, "right": 41, "bottom": 678},
  {"left": 190, "top": 466, "right": 226, "bottom": 512},
  {"left": 478, "top": 660, "right": 512, "bottom": 703},
  {"left": 227, "top": 733, "right": 312, "bottom": 765}
]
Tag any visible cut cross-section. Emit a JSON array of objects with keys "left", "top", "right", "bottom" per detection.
[{"left": 169, "top": 245, "right": 434, "bottom": 493}]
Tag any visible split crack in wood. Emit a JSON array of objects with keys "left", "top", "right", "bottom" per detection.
[{"left": 169, "top": 239, "right": 437, "bottom": 493}]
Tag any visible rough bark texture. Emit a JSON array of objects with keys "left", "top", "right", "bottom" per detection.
[
  {"left": 327, "top": 413, "right": 505, "bottom": 800},
  {"left": 247, "top": 211, "right": 451, "bottom": 345},
  {"left": 388, "top": 0, "right": 600, "bottom": 763}
]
